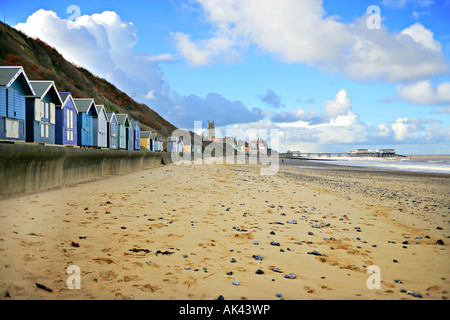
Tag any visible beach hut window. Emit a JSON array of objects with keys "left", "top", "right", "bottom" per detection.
[
  {"left": 50, "top": 103, "right": 55, "bottom": 124},
  {"left": 41, "top": 123, "right": 45, "bottom": 138},
  {"left": 45, "top": 123, "right": 49, "bottom": 138},
  {"left": 5, "top": 118, "right": 19, "bottom": 139},
  {"left": 43, "top": 101, "right": 48, "bottom": 119},
  {"left": 41, "top": 101, "right": 45, "bottom": 120},
  {"left": 34, "top": 98, "right": 41, "bottom": 121}
]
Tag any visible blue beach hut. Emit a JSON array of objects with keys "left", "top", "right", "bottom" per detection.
[
  {"left": 26, "top": 81, "right": 63, "bottom": 144},
  {"left": 93, "top": 105, "right": 108, "bottom": 148},
  {"left": 106, "top": 111, "right": 118, "bottom": 150},
  {"left": 0, "top": 66, "right": 34, "bottom": 142},
  {"left": 115, "top": 114, "right": 129, "bottom": 150},
  {"left": 55, "top": 92, "right": 78, "bottom": 146},
  {"left": 73, "top": 98, "right": 94, "bottom": 147},
  {"left": 130, "top": 119, "right": 140, "bottom": 150}
]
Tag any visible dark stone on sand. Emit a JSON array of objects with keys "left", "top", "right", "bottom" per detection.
[
  {"left": 256, "top": 269, "right": 265, "bottom": 275},
  {"left": 71, "top": 241, "right": 80, "bottom": 248},
  {"left": 155, "top": 250, "right": 174, "bottom": 256},
  {"left": 436, "top": 239, "right": 445, "bottom": 245},
  {"left": 271, "top": 241, "right": 280, "bottom": 246},
  {"left": 129, "top": 248, "right": 151, "bottom": 253},
  {"left": 218, "top": 295, "right": 225, "bottom": 300}
]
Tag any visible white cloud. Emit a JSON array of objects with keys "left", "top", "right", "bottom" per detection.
[
  {"left": 397, "top": 80, "right": 450, "bottom": 105},
  {"left": 143, "top": 90, "right": 156, "bottom": 100},
  {"left": 400, "top": 23, "right": 441, "bottom": 52},
  {"left": 173, "top": 0, "right": 448, "bottom": 82},
  {"left": 13, "top": 9, "right": 262, "bottom": 130},
  {"left": 324, "top": 89, "right": 352, "bottom": 117},
  {"left": 391, "top": 117, "right": 448, "bottom": 142},
  {"left": 15, "top": 9, "right": 176, "bottom": 110}
]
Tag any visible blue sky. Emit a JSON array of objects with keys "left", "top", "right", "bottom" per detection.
[{"left": 2, "top": 0, "right": 450, "bottom": 154}]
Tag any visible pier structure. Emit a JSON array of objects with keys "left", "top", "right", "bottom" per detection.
[{"left": 283, "top": 149, "right": 400, "bottom": 160}]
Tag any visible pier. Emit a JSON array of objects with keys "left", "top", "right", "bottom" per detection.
[{"left": 282, "top": 149, "right": 404, "bottom": 160}]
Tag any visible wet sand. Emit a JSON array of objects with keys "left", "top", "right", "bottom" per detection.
[{"left": 0, "top": 160, "right": 449, "bottom": 300}]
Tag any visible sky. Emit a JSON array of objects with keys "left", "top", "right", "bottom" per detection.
[{"left": 1, "top": 0, "right": 450, "bottom": 154}]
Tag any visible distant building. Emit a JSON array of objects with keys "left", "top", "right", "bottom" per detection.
[
  {"left": 207, "top": 120, "right": 215, "bottom": 141},
  {"left": 376, "top": 149, "right": 395, "bottom": 154}
]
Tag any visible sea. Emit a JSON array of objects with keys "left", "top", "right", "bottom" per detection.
[{"left": 305, "top": 155, "right": 450, "bottom": 175}]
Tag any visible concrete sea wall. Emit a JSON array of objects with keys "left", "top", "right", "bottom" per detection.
[{"left": 0, "top": 144, "right": 173, "bottom": 199}]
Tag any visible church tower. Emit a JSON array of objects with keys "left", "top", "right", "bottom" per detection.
[{"left": 207, "top": 121, "right": 215, "bottom": 141}]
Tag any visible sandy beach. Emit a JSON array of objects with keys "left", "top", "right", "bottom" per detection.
[{"left": 0, "top": 160, "right": 449, "bottom": 300}]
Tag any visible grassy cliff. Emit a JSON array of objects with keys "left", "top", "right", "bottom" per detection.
[{"left": 0, "top": 21, "right": 177, "bottom": 138}]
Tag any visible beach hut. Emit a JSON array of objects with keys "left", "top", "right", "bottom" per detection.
[
  {"left": 0, "top": 66, "right": 34, "bottom": 142},
  {"left": 25, "top": 81, "right": 63, "bottom": 144},
  {"left": 73, "top": 98, "right": 94, "bottom": 147},
  {"left": 93, "top": 105, "right": 108, "bottom": 148},
  {"left": 155, "top": 137, "right": 164, "bottom": 152},
  {"left": 126, "top": 117, "right": 134, "bottom": 151},
  {"left": 149, "top": 132, "right": 155, "bottom": 151},
  {"left": 140, "top": 131, "right": 152, "bottom": 151},
  {"left": 167, "top": 136, "right": 178, "bottom": 153},
  {"left": 55, "top": 92, "right": 78, "bottom": 146},
  {"left": 106, "top": 111, "right": 118, "bottom": 150},
  {"left": 115, "top": 114, "right": 129, "bottom": 150},
  {"left": 130, "top": 119, "right": 140, "bottom": 150},
  {"left": 183, "top": 143, "right": 192, "bottom": 154},
  {"left": 152, "top": 133, "right": 158, "bottom": 151}
]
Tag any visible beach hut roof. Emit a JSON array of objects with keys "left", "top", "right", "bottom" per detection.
[
  {"left": 73, "top": 98, "right": 95, "bottom": 114},
  {"left": 73, "top": 98, "right": 95, "bottom": 113},
  {"left": 130, "top": 119, "right": 139, "bottom": 129},
  {"left": 28, "top": 80, "right": 63, "bottom": 105},
  {"left": 115, "top": 114, "right": 129, "bottom": 126},
  {"left": 141, "top": 131, "right": 151, "bottom": 138},
  {"left": 0, "top": 66, "right": 35, "bottom": 95},
  {"left": 93, "top": 105, "right": 107, "bottom": 117},
  {"left": 58, "top": 92, "right": 79, "bottom": 113},
  {"left": 105, "top": 111, "right": 116, "bottom": 123}
]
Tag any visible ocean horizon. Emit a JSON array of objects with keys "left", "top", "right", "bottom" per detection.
[{"left": 303, "top": 155, "right": 450, "bottom": 175}]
